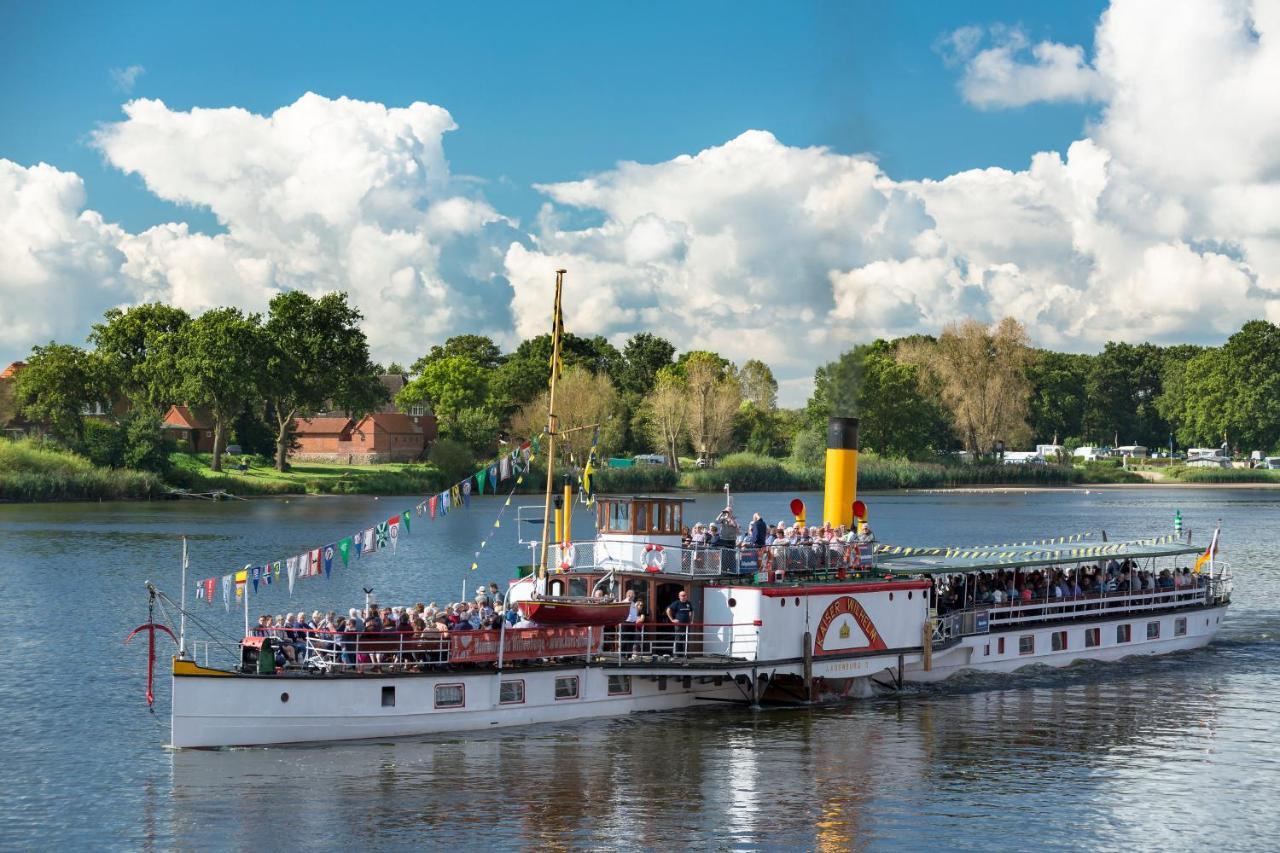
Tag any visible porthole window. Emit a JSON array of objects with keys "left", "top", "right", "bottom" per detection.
[
  {"left": 908, "top": 591, "right": 913, "bottom": 600},
  {"left": 727, "top": 597, "right": 737, "bottom": 608},
  {"left": 889, "top": 592, "right": 894, "bottom": 601},
  {"left": 780, "top": 598, "right": 786, "bottom": 607},
  {"left": 794, "top": 597, "right": 800, "bottom": 606},
  {"left": 280, "top": 692, "right": 289, "bottom": 703}
]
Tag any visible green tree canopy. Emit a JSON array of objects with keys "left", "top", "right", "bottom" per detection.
[
  {"left": 807, "top": 340, "right": 948, "bottom": 458},
  {"left": 14, "top": 343, "right": 109, "bottom": 442},
  {"left": 1081, "top": 342, "right": 1169, "bottom": 446},
  {"left": 410, "top": 334, "right": 504, "bottom": 375},
  {"left": 172, "top": 307, "right": 266, "bottom": 472},
  {"left": 397, "top": 356, "right": 489, "bottom": 428},
  {"left": 88, "top": 303, "right": 190, "bottom": 412},
  {"left": 738, "top": 359, "right": 778, "bottom": 410},
  {"left": 618, "top": 333, "right": 676, "bottom": 395},
  {"left": 1026, "top": 350, "right": 1090, "bottom": 444},
  {"left": 1170, "top": 321, "right": 1280, "bottom": 451},
  {"left": 261, "top": 291, "right": 386, "bottom": 470}
]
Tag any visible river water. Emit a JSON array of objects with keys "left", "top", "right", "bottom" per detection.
[{"left": 1, "top": 487, "right": 1276, "bottom": 850}]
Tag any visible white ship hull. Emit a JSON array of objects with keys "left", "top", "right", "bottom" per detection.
[
  {"left": 905, "top": 605, "right": 1228, "bottom": 682},
  {"left": 171, "top": 665, "right": 745, "bottom": 748}
]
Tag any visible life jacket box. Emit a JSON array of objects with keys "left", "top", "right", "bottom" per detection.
[{"left": 241, "top": 636, "right": 277, "bottom": 674}]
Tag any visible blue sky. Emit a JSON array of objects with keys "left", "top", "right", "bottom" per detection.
[
  {"left": 5, "top": 1, "right": 1274, "bottom": 406},
  {"left": 0, "top": 1, "right": 1104, "bottom": 234}
]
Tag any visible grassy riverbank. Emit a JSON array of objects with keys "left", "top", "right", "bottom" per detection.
[
  {"left": 0, "top": 440, "right": 452, "bottom": 501},
  {"left": 8, "top": 440, "right": 1275, "bottom": 502},
  {"left": 0, "top": 440, "right": 165, "bottom": 501},
  {"left": 165, "top": 453, "right": 451, "bottom": 496}
]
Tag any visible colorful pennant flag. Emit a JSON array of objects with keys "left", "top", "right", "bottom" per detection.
[
  {"left": 338, "top": 537, "right": 352, "bottom": 567},
  {"left": 323, "top": 544, "right": 335, "bottom": 578},
  {"left": 476, "top": 467, "right": 487, "bottom": 495}
]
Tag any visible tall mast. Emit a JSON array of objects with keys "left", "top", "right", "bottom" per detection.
[{"left": 538, "top": 269, "right": 567, "bottom": 579}]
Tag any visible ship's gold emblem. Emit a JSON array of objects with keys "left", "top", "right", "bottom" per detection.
[{"left": 839, "top": 624, "right": 851, "bottom": 639}]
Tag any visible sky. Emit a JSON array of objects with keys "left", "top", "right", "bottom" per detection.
[{"left": 1, "top": 0, "right": 1277, "bottom": 405}]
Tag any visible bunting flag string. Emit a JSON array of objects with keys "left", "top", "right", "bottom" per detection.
[{"left": 193, "top": 439, "right": 538, "bottom": 606}]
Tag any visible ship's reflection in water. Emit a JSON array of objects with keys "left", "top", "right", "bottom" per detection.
[{"left": 169, "top": 645, "right": 1272, "bottom": 850}]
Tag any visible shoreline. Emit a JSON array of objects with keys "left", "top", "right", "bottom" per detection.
[{"left": 7, "top": 479, "right": 1280, "bottom": 505}]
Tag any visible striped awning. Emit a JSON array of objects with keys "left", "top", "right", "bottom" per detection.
[{"left": 873, "top": 534, "right": 1200, "bottom": 575}]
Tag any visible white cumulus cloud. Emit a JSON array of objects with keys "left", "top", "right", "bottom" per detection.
[
  {"left": 2, "top": 1, "right": 1280, "bottom": 407},
  {"left": 945, "top": 24, "right": 1106, "bottom": 109}
]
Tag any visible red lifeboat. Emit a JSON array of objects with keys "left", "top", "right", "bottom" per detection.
[{"left": 521, "top": 597, "right": 631, "bottom": 626}]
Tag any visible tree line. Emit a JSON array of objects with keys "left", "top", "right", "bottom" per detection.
[{"left": 7, "top": 291, "right": 1279, "bottom": 477}]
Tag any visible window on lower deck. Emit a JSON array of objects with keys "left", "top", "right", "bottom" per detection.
[
  {"left": 1019, "top": 635, "right": 1034, "bottom": 655},
  {"left": 1147, "top": 621, "right": 1160, "bottom": 640},
  {"left": 500, "top": 680, "right": 524, "bottom": 704},
  {"left": 1051, "top": 631, "right": 1067, "bottom": 652},
  {"left": 1117, "top": 624, "right": 1132, "bottom": 643},
  {"left": 1085, "top": 628, "right": 1100, "bottom": 648},
  {"left": 607, "top": 675, "right": 632, "bottom": 695},
  {"left": 1175, "top": 617, "right": 1187, "bottom": 637},
  {"left": 434, "top": 683, "right": 464, "bottom": 708},
  {"left": 555, "top": 676, "right": 579, "bottom": 700}
]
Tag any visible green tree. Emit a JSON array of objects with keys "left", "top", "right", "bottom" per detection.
[
  {"left": 122, "top": 412, "right": 171, "bottom": 474},
  {"left": 1026, "top": 350, "right": 1091, "bottom": 443},
  {"left": 618, "top": 333, "right": 676, "bottom": 395},
  {"left": 1081, "top": 342, "right": 1169, "bottom": 446},
  {"left": 738, "top": 359, "right": 778, "bottom": 410},
  {"left": 641, "top": 367, "right": 688, "bottom": 467},
  {"left": 88, "top": 303, "right": 190, "bottom": 412},
  {"left": 13, "top": 343, "right": 109, "bottom": 442},
  {"left": 410, "top": 334, "right": 504, "bottom": 375},
  {"left": 1172, "top": 321, "right": 1280, "bottom": 451},
  {"left": 808, "top": 341, "right": 947, "bottom": 458},
  {"left": 397, "top": 356, "right": 489, "bottom": 430},
  {"left": 901, "top": 318, "right": 1032, "bottom": 456},
  {"left": 172, "top": 308, "right": 265, "bottom": 472},
  {"left": 684, "top": 352, "right": 741, "bottom": 459},
  {"left": 261, "top": 291, "right": 386, "bottom": 471},
  {"left": 448, "top": 407, "right": 502, "bottom": 455}
]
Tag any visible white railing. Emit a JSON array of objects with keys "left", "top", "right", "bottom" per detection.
[
  {"left": 937, "top": 578, "right": 1228, "bottom": 639},
  {"left": 598, "top": 623, "right": 760, "bottom": 663},
  {"left": 548, "top": 540, "right": 875, "bottom": 578}
]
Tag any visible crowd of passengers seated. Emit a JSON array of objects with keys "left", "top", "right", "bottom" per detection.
[
  {"left": 934, "top": 558, "right": 1204, "bottom": 615},
  {"left": 249, "top": 584, "right": 541, "bottom": 669}
]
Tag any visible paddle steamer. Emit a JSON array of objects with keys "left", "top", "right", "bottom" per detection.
[{"left": 159, "top": 272, "right": 1232, "bottom": 748}]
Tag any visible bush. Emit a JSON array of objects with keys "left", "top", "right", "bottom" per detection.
[
  {"left": 80, "top": 420, "right": 126, "bottom": 468},
  {"left": 0, "top": 438, "right": 163, "bottom": 501},
  {"left": 789, "top": 426, "right": 825, "bottom": 468},
  {"left": 1169, "top": 466, "right": 1280, "bottom": 483},
  {"left": 122, "top": 414, "right": 171, "bottom": 474},
  {"left": 683, "top": 452, "right": 823, "bottom": 492},
  {"left": 594, "top": 465, "right": 678, "bottom": 493},
  {"left": 1076, "top": 463, "right": 1143, "bottom": 484},
  {"left": 428, "top": 439, "right": 475, "bottom": 483}
]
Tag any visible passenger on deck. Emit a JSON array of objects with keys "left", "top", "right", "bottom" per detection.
[{"left": 667, "top": 590, "right": 693, "bottom": 656}]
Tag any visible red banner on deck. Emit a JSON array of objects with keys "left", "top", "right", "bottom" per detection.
[{"left": 449, "top": 627, "right": 601, "bottom": 664}]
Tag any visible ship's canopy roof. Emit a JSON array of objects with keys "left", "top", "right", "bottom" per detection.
[{"left": 873, "top": 533, "right": 1201, "bottom": 575}]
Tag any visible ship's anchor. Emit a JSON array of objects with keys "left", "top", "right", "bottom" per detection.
[{"left": 124, "top": 586, "right": 176, "bottom": 713}]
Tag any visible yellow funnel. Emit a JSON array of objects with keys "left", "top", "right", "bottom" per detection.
[{"left": 823, "top": 416, "right": 859, "bottom": 529}]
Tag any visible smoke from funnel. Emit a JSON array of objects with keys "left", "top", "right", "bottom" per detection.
[{"left": 822, "top": 346, "right": 865, "bottom": 418}]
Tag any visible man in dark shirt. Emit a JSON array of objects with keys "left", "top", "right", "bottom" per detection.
[
  {"left": 749, "top": 513, "right": 767, "bottom": 549},
  {"left": 666, "top": 590, "right": 694, "bottom": 656}
]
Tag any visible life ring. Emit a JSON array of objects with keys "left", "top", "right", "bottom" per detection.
[
  {"left": 643, "top": 545, "right": 665, "bottom": 572},
  {"left": 561, "top": 542, "right": 577, "bottom": 569}
]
